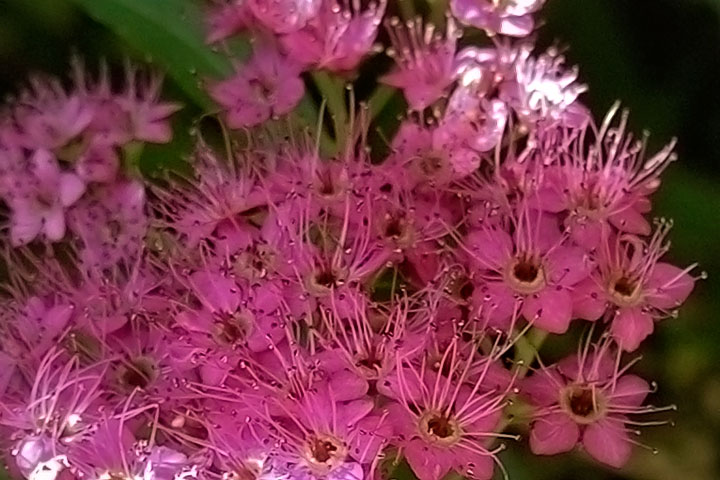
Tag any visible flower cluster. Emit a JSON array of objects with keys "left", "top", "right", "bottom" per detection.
[{"left": 0, "top": 2, "right": 700, "bottom": 480}]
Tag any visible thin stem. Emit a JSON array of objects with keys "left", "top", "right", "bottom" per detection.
[
  {"left": 513, "top": 327, "right": 549, "bottom": 378},
  {"left": 367, "top": 85, "right": 399, "bottom": 121}
]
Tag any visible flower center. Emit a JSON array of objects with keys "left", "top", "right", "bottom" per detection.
[
  {"left": 118, "top": 356, "right": 158, "bottom": 391},
  {"left": 506, "top": 255, "right": 546, "bottom": 294},
  {"left": 560, "top": 385, "right": 606, "bottom": 424},
  {"left": 608, "top": 273, "right": 642, "bottom": 307},
  {"left": 213, "top": 310, "right": 254, "bottom": 346},
  {"left": 304, "top": 434, "right": 347, "bottom": 473},
  {"left": 419, "top": 410, "right": 461, "bottom": 446}
]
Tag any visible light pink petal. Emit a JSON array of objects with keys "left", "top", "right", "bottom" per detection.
[
  {"left": 30, "top": 149, "right": 60, "bottom": 186},
  {"left": 611, "top": 307, "right": 654, "bottom": 352},
  {"left": 59, "top": 173, "right": 86, "bottom": 207},
  {"left": 42, "top": 206, "right": 66, "bottom": 241},
  {"left": 529, "top": 413, "right": 580, "bottom": 456},
  {"left": 498, "top": 14, "right": 534, "bottom": 37},
  {"left": 582, "top": 417, "right": 632, "bottom": 468},
  {"left": 571, "top": 278, "right": 607, "bottom": 321},
  {"left": 10, "top": 206, "right": 43, "bottom": 246},
  {"left": 645, "top": 262, "right": 695, "bottom": 310},
  {"left": 609, "top": 374, "right": 650, "bottom": 408},
  {"left": 609, "top": 208, "right": 651, "bottom": 235},
  {"left": 522, "top": 287, "right": 573, "bottom": 334}
]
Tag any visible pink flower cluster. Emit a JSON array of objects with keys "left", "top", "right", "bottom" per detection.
[
  {"left": 206, "top": 0, "right": 387, "bottom": 128},
  {"left": 0, "top": 2, "right": 700, "bottom": 480}
]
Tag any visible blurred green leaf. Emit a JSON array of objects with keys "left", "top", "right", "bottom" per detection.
[{"left": 67, "top": 0, "right": 235, "bottom": 108}]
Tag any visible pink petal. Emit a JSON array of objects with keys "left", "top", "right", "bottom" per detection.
[
  {"left": 529, "top": 413, "right": 580, "bottom": 456},
  {"left": 609, "top": 207, "right": 651, "bottom": 235},
  {"left": 611, "top": 307, "right": 654, "bottom": 352},
  {"left": 465, "top": 227, "right": 513, "bottom": 270},
  {"left": 349, "top": 414, "right": 392, "bottom": 464},
  {"left": 546, "top": 246, "right": 590, "bottom": 286},
  {"left": 42, "top": 206, "right": 66, "bottom": 241},
  {"left": 30, "top": 149, "right": 60, "bottom": 186},
  {"left": 522, "top": 369, "right": 564, "bottom": 407},
  {"left": 571, "top": 278, "right": 607, "bottom": 321},
  {"left": 59, "top": 173, "right": 86, "bottom": 207},
  {"left": 451, "top": 448, "right": 495, "bottom": 480},
  {"left": 609, "top": 374, "right": 650, "bottom": 408},
  {"left": 645, "top": 262, "right": 695, "bottom": 310},
  {"left": 522, "top": 287, "right": 573, "bottom": 334},
  {"left": 10, "top": 206, "right": 43, "bottom": 246},
  {"left": 582, "top": 417, "right": 632, "bottom": 468},
  {"left": 405, "top": 439, "right": 454, "bottom": 480},
  {"left": 189, "top": 271, "right": 241, "bottom": 313},
  {"left": 328, "top": 369, "right": 369, "bottom": 401}
]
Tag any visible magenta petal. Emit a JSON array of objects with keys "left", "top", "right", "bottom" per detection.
[
  {"left": 523, "top": 369, "right": 564, "bottom": 407},
  {"left": 645, "top": 262, "right": 694, "bottom": 310},
  {"left": 329, "top": 369, "right": 369, "bottom": 401},
  {"left": 349, "top": 415, "right": 392, "bottom": 464},
  {"left": 529, "top": 413, "right": 580, "bottom": 455},
  {"left": 189, "top": 271, "right": 240, "bottom": 313},
  {"left": 611, "top": 307, "right": 654, "bottom": 352},
  {"left": 405, "top": 439, "right": 454, "bottom": 480},
  {"left": 466, "top": 227, "right": 513, "bottom": 270},
  {"left": 609, "top": 374, "right": 650, "bottom": 408},
  {"left": 582, "top": 417, "right": 632, "bottom": 468},
  {"left": 571, "top": 278, "right": 607, "bottom": 321},
  {"left": 523, "top": 287, "right": 573, "bottom": 334}
]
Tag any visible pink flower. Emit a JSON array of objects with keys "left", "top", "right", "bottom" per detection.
[
  {"left": 383, "top": 336, "right": 509, "bottom": 480},
  {"left": 466, "top": 205, "right": 591, "bottom": 333},
  {"left": 280, "top": 0, "right": 387, "bottom": 72},
  {"left": 382, "top": 17, "right": 460, "bottom": 110},
  {"left": 4, "top": 149, "right": 85, "bottom": 246},
  {"left": 210, "top": 44, "right": 305, "bottom": 128},
  {"left": 501, "top": 45, "right": 588, "bottom": 126},
  {"left": 523, "top": 346, "right": 659, "bottom": 468},
  {"left": 450, "top": 0, "right": 545, "bottom": 37},
  {"left": 573, "top": 226, "right": 696, "bottom": 351},
  {"left": 534, "top": 107, "right": 676, "bottom": 248}
]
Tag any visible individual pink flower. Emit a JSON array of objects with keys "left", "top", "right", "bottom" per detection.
[
  {"left": 534, "top": 107, "right": 676, "bottom": 249},
  {"left": 500, "top": 45, "right": 588, "bottom": 127},
  {"left": 573, "top": 226, "right": 696, "bottom": 351},
  {"left": 466, "top": 205, "right": 591, "bottom": 333},
  {"left": 523, "top": 345, "right": 661, "bottom": 468},
  {"left": 382, "top": 17, "right": 460, "bottom": 110},
  {"left": 280, "top": 0, "right": 387, "bottom": 72},
  {"left": 450, "top": 0, "right": 545, "bottom": 37},
  {"left": 4, "top": 149, "right": 85, "bottom": 246},
  {"left": 210, "top": 43, "right": 305, "bottom": 128},
  {"left": 383, "top": 336, "right": 510, "bottom": 480},
  {"left": 68, "top": 179, "right": 147, "bottom": 267}
]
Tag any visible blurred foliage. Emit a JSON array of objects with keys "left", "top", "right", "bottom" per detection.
[{"left": 1, "top": 0, "right": 719, "bottom": 479}]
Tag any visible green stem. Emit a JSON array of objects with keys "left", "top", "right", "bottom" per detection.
[
  {"left": 513, "top": 327, "right": 549, "bottom": 378},
  {"left": 294, "top": 95, "right": 337, "bottom": 156},
  {"left": 367, "top": 85, "right": 398, "bottom": 121},
  {"left": 311, "top": 71, "right": 348, "bottom": 153}
]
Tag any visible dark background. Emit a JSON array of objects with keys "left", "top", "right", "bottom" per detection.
[{"left": 1, "top": 1, "right": 719, "bottom": 478}]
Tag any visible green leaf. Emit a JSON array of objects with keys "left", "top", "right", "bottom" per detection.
[{"left": 67, "top": 0, "right": 238, "bottom": 108}]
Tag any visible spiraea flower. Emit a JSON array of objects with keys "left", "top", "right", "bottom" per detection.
[
  {"left": 0, "top": 1, "right": 700, "bottom": 480},
  {"left": 523, "top": 341, "right": 671, "bottom": 468}
]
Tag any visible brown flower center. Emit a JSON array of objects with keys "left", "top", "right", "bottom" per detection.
[
  {"left": 608, "top": 273, "right": 643, "bottom": 307},
  {"left": 506, "top": 255, "right": 546, "bottom": 294},
  {"left": 118, "top": 356, "right": 158, "bottom": 391},
  {"left": 303, "top": 434, "right": 347, "bottom": 473},
  {"left": 419, "top": 410, "right": 462, "bottom": 446},
  {"left": 560, "top": 385, "right": 606, "bottom": 424}
]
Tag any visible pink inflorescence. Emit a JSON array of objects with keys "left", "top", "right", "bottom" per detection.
[{"left": 0, "top": 2, "right": 701, "bottom": 480}]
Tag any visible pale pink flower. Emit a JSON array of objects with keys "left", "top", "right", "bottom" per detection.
[
  {"left": 451, "top": 0, "right": 545, "bottom": 37},
  {"left": 247, "top": 0, "right": 322, "bottom": 34}
]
